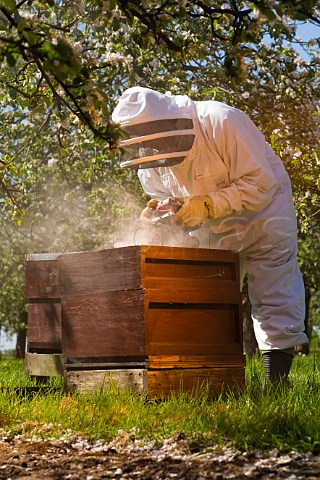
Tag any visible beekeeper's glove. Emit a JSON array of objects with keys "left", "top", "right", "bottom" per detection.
[{"left": 173, "top": 195, "right": 214, "bottom": 229}]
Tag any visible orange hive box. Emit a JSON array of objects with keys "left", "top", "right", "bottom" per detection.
[{"left": 25, "top": 245, "right": 245, "bottom": 398}]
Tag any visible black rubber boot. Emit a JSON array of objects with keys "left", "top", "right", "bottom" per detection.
[{"left": 262, "top": 350, "right": 294, "bottom": 387}]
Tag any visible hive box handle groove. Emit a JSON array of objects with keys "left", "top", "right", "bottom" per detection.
[{"left": 149, "top": 302, "right": 237, "bottom": 310}]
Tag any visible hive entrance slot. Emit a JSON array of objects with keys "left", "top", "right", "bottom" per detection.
[
  {"left": 29, "top": 298, "right": 61, "bottom": 303},
  {"left": 149, "top": 302, "right": 235, "bottom": 310},
  {"left": 146, "top": 258, "right": 229, "bottom": 267}
]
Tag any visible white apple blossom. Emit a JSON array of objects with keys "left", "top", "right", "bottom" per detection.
[
  {"left": 47, "top": 158, "right": 58, "bottom": 167},
  {"left": 251, "top": 8, "right": 261, "bottom": 20},
  {"left": 281, "top": 17, "right": 295, "bottom": 33}
]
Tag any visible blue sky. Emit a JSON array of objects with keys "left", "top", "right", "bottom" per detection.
[
  {"left": 296, "top": 21, "right": 319, "bottom": 39},
  {"left": 0, "top": 328, "right": 16, "bottom": 351},
  {"left": 295, "top": 21, "right": 319, "bottom": 56},
  {"left": 262, "top": 21, "right": 319, "bottom": 60}
]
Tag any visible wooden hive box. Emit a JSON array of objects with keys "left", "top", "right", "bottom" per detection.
[
  {"left": 24, "top": 253, "right": 64, "bottom": 378},
  {"left": 58, "top": 245, "right": 245, "bottom": 397}
]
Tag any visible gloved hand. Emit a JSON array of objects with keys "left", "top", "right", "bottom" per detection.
[{"left": 173, "top": 195, "right": 214, "bottom": 229}]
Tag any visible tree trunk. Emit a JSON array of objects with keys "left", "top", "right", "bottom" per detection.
[
  {"left": 16, "top": 312, "right": 27, "bottom": 359},
  {"left": 242, "top": 275, "right": 258, "bottom": 358}
]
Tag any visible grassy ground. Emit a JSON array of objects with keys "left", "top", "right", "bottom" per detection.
[{"left": 0, "top": 352, "right": 319, "bottom": 454}]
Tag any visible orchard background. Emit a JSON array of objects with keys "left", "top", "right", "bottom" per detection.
[{"left": 0, "top": 0, "right": 319, "bottom": 355}]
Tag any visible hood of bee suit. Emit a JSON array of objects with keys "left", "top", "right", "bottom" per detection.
[{"left": 111, "top": 86, "right": 196, "bottom": 168}]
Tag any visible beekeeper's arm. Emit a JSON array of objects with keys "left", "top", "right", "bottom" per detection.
[
  {"left": 175, "top": 110, "right": 279, "bottom": 227},
  {"left": 138, "top": 168, "right": 171, "bottom": 223},
  {"left": 207, "top": 110, "right": 279, "bottom": 218},
  {"left": 138, "top": 168, "right": 171, "bottom": 200}
]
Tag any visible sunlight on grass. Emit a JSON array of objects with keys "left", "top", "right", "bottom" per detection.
[{"left": 0, "top": 354, "right": 319, "bottom": 453}]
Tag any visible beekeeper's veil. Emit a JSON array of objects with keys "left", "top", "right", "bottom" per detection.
[{"left": 112, "top": 86, "right": 195, "bottom": 169}]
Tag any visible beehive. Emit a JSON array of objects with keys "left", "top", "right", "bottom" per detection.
[
  {"left": 25, "top": 254, "right": 61, "bottom": 353},
  {"left": 25, "top": 245, "right": 245, "bottom": 397},
  {"left": 24, "top": 253, "right": 63, "bottom": 378}
]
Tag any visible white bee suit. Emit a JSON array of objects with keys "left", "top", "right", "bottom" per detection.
[{"left": 112, "top": 87, "right": 308, "bottom": 352}]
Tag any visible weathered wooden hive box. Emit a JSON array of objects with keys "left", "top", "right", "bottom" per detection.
[
  {"left": 24, "top": 253, "right": 64, "bottom": 378},
  {"left": 25, "top": 245, "right": 245, "bottom": 398}
]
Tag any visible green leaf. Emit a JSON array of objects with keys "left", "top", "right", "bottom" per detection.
[
  {"left": 61, "top": 149, "right": 69, "bottom": 157},
  {"left": 9, "top": 88, "right": 17, "bottom": 99},
  {"left": 106, "top": 0, "right": 115, "bottom": 10},
  {"left": 17, "top": 18, "right": 28, "bottom": 33},
  {"left": 8, "top": 164, "right": 18, "bottom": 174},
  {"left": 43, "top": 96, "right": 52, "bottom": 107},
  {"left": 22, "top": 30, "right": 39, "bottom": 46},
  {"left": 112, "top": 17, "right": 121, "bottom": 31},
  {"left": 264, "top": 8, "right": 277, "bottom": 21},
  {"left": 0, "top": 18, "right": 9, "bottom": 31},
  {"left": 6, "top": 51, "right": 17, "bottom": 67},
  {"left": 0, "top": 0, "right": 16, "bottom": 13}
]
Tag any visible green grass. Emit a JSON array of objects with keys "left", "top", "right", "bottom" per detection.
[{"left": 0, "top": 353, "right": 319, "bottom": 454}]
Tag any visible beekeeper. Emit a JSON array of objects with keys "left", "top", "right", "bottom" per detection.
[{"left": 112, "top": 86, "right": 308, "bottom": 386}]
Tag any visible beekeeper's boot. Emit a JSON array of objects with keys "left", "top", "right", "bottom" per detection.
[{"left": 261, "top": 348, "right": 295, "bottom": 390}]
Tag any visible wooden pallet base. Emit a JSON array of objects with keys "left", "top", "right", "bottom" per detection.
[
  {"left": 66, "top": 369, "right": 147, "bottom": 395},
  {"left": 65, "top": 366, "right": 245, "bottom": 398},
  {"left": 25, "top": 353, "right": 64, "bottom": 377}
]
